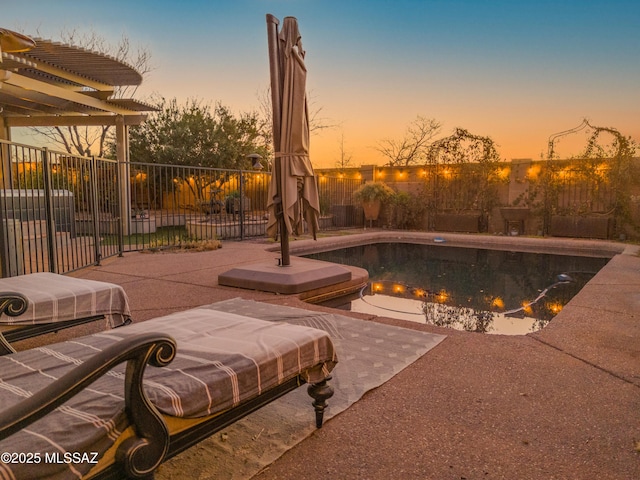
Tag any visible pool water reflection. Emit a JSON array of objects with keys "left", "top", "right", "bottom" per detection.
[{"left": 304, "top": 243, "right": 610, "bottom": 335}]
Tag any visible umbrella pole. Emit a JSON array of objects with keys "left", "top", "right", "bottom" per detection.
[{"left": 266, "top": 14, "right": 290, "bottom": 266}]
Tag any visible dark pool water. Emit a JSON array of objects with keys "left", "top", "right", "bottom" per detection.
[{"left": 304, "top": 243, "right": 610, "bottom": 335}]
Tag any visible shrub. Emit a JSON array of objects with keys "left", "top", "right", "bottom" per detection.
[
  {"left": 386, "top": 191, "right": 429, "bottom": 230},
  {"left": 353, "top": 182, "right": 395, "bottom": 203}
]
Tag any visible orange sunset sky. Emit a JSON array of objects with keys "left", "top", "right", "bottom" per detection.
[{"left": 5, "top": 0, "right": 639, "bottom": 167}]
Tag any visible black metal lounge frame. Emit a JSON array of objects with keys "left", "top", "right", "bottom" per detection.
[
  {"left": 0, "top": 296, "right": 335, "bottom": 479},
  {"left": 0, "top": 290, "right": 131, "bottom": 355},
  {"left": 2, "top": 313, "right": 108, "bottom": 343}
]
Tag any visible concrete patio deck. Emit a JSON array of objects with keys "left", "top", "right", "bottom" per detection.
[{"left": 20, "top": 231, "right": 639, "bottom": 479}]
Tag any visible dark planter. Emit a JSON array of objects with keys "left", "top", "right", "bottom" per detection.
[
  {"left": 318, "top": 215, "right": 334, "bottom": 230},
  {"left": 362, "top": 200, "right": 382, "bottom": 221},
  {"left": 549, "top": 215, "right": 614, "bottom": 239},
  {"left": 434, "top": 212, "right": 482, "bottom": 233},
  {"left": 500, "top": 207, "right": 530, "bottom": 222}
]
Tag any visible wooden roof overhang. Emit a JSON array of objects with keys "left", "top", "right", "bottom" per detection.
[{"left": 0, "top": 29, "right": 155, "bottom": 128}]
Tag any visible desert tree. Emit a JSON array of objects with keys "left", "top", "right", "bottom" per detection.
[
  {"left": 125, "top": 97, "right": 270, "bottom": 206},
  {"left": 375, "top": 116, "right": 442, "bottom": 167}
]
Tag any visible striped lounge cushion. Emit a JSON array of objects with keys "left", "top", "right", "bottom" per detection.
[
  {"left": 0, "top": 272, "right": 131, "bottom": 328},
  {"left": 0, "top": 306, "right": 337, "bottom": 480}
]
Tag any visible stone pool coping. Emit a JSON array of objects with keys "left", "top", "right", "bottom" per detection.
[{"left": 281, "top": 230, "right": 629, "bottom": 258}]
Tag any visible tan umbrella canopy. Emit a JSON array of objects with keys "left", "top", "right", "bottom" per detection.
[
  {"left": 219, "top": 16, "right": 350, "bottom": 293},
  {"left": 266, "top": 15, "right": 320, "bottom": 266}
]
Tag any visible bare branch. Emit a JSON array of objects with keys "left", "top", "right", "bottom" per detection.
[
  {"left": 375, "top": 116, "right": 442, "bottom": 166},
  {"left": 334, "top": 131, "right": 353, "bottom": 170},
  {"left": 28, "top": 28, "right": 153, "bottom": 156}
]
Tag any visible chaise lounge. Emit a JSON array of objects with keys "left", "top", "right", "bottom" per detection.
[
  {"left": 0, "top": 300, "right": 337, "bottom": 479},
  {"left": 0, "top": 272, "right": 131, "bottom": 354}
]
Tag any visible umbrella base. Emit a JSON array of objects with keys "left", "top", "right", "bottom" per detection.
[{"left": 218, "top": 257, "right": 352, "bottom": 294}]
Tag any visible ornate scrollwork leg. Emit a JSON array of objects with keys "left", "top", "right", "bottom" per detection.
[
  {"left": 0, "top": 332, "right": 176, "bottom": 478},
  {"left": 0, "top": 293, "right": 28, "bottom": 318},
  {"left": 115, "top": 338, "right": 176, "bottom": 478},
  {"left": 0, "top": 294, "right": 29, "bottom": 355},
  {"left": 307, "top": 376, "right": 334, "bottom": 428}
]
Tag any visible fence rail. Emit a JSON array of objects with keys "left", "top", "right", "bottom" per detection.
[
  {"left": 3, "top": 138, "right": 629, "bottom": 277},
  {"left": 0, "top": 140, "right": 367, "bottom": 277},
  {"left": 317, "top": 175, "right": 365, "bottom": 230},
  {"left": 126, "top": 162, "right": 272, "bottom": 250},
  {"left": 0, "top": 140, "right": 122, "bottom": 276}
]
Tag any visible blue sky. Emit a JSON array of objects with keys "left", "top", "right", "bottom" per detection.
[{"left": 4, "top": 0, "right": 639, "bottom": 166}]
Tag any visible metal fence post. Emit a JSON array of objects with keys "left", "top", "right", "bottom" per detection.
[
  {"left": 239, "top": 169, "right": 245, "bottom": 240},
  {"left": 115, "top": 156, "right": 125, "bottom": 257},
  {"left": 41, "top": 148, "right": 58, "bottom": 273},
  {"left": 90, "top": 156, "right": 102, "bottom": 265},
  {"left": 0, "top": 141, "right": 11, "bottom": 277}
]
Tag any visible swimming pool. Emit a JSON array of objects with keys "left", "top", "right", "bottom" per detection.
[{"left": 304, "top": 242, "right": 611, "bottom": 335}]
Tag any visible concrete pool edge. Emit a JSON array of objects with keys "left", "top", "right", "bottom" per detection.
[
  {"left": 279, "top": 230, "right": 630, "bottom": 258},
  {"left": 282, "top": 230, "right": 640, "bottom": 340}
]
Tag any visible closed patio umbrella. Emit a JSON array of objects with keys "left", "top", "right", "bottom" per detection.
[{"left": 266, "top": 15, "right": 320, "bottom": 266}]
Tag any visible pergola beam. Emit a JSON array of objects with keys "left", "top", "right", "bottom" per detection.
[
  {"left": 8, "top": 52, "right": 115, "bottom": 94},
  {"left": 2, "top": 72, "right": 142, "bottom": 115},
  {"left": 0, "top": 28, "right": 154, "bottom": 241},
  {"left": 5, "top": 113, "right": 147, "bottom": 127}
]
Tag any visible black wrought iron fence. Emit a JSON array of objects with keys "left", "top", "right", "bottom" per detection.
[
  {"left": 316, "top": 175, "right": 364, "bottom": 230},
  {"left": 125, "top": 162, "right": 271, "bottom": 250},
  {"left": 0, "top": 140, "right": 122, "bottom": 276},
  {"left": 548, "top": 161, "right": 616, "bottom": 216},
  {"left": 0, "top": 138, "right": 370, "bottom": 277}
]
